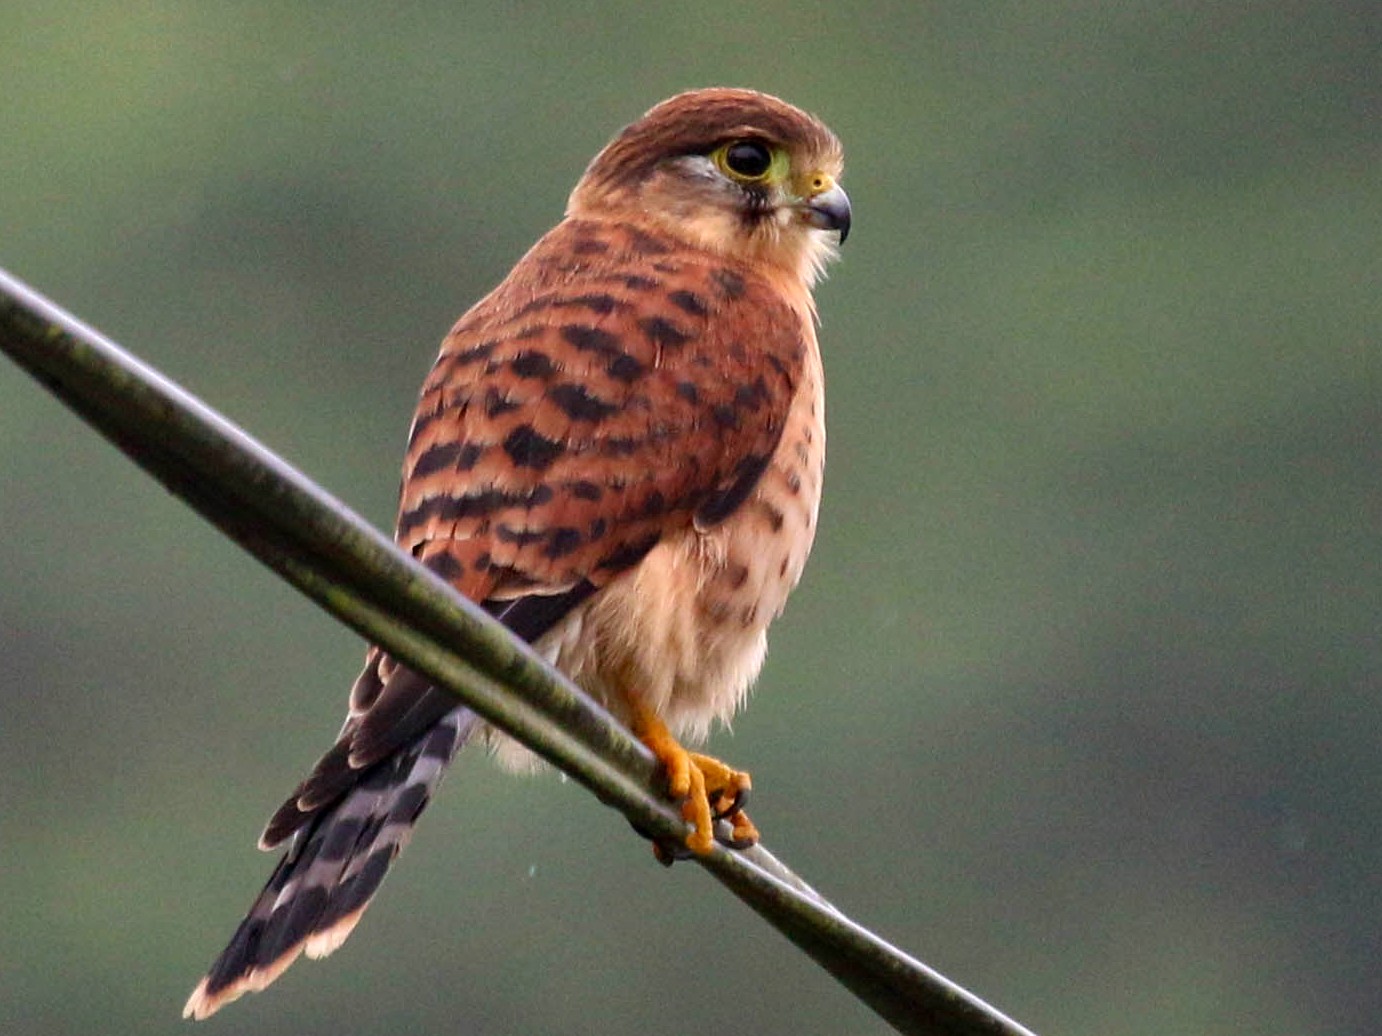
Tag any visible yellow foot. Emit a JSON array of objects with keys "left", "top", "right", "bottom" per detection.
[
  {"left": 630, "top": 709, "right": 757, "bottom": 857},
  {"left": 690, "top": 752, "right": 752, "bottom": 819}
]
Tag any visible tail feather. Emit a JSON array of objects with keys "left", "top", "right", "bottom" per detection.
[
  {"left": 262, "top": 666, "right": 458, "bottom": 845},
  {"left": 184, "top": 706, "right": 475, "bottom": 1020}
]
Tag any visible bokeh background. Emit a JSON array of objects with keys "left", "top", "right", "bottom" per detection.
[{"left": 2, "top": 3, "right": 1378, "bottom": 1034}]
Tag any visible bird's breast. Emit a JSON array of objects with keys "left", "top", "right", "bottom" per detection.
[{"left": 527, "top": 330, "right": 825, "bottom": 747}]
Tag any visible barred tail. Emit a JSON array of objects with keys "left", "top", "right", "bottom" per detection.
[{"left": 183, "top": 706, "right": 475, "bottom": 1020}]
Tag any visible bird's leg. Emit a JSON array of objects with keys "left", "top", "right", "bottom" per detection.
[
  {"left": 630, "top": 704, "right": 713, "bottom": 855},
  {"left": 627, "top": 702, "right": 756, "bottom": 856}
]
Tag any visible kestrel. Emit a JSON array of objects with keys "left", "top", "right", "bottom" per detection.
[{"left": 185, "top": 87, "right": 849, "bottom": 1019}]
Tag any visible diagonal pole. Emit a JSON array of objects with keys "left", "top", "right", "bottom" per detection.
[{"left": 0, "top": 266, "right": 1037, "bottom": 1036}]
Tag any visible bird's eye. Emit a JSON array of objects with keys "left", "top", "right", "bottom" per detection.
[{"left": 714, "top": 140, "right": 777, "bottom": 182}]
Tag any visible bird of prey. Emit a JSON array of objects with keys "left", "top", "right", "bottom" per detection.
[{"left": 184, "top": 87, "right": 850, "bottom": 1019}]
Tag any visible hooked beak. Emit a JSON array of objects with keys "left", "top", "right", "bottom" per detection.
[{"left": 802, "top": 182, "right": 851, "bottom": 244}]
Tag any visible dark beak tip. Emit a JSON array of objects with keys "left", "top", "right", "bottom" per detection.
[{"left": 806, "top": 185, "right": 852, "bottom": 244}]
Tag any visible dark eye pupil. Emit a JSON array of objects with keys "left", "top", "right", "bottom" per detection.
[{"left": 725, "top": 141, "right": 772, "bottom": 178}]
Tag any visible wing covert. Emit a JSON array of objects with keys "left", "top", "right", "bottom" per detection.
[{"left": 396, "top": 216, "right": 808, "bottom": 603}]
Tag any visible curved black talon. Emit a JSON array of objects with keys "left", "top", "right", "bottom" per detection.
[
  {"left": 710, "top": 783, "right": 751, "bottom": 820},
  {"left": 714, "top": 815, "right": 757, "bottom": 851},
  {"left": 652, "top": 836, "right": 695, "bottom": 866},
  {"left": 628, "top": 816, "right": 695, "bottom": 866}
]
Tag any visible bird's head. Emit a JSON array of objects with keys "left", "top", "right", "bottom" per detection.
[{"left": 568, "top": 88, "right": 849, "bottom": 288}]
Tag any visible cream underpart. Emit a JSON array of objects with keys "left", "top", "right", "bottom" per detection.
[{"left": 487, "top": 307, "right": 826, "bottom": 770}]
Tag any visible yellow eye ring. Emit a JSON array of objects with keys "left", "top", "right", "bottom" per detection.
[{"left": 712, "top": 139, "right": 782, "bottom": 184}]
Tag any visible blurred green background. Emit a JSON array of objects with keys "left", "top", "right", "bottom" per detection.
[{"left": 2, "top": 3, "right": 1378, "bottom": 1034}]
